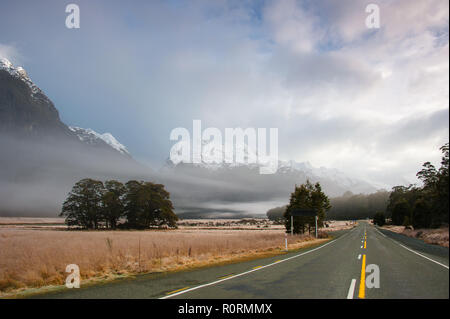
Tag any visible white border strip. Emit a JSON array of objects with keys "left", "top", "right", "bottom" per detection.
[
  {"left": 160, "top": 233, "right": 348, "bottom": 299},
  {"left": 397, "top": 242, "right": 449, "bottom": 269},
  {"left": 346, "top": 279, "right": 356, "bottom": 299}
]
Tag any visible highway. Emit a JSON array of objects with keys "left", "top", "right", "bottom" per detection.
[{"left": 31, "top": 222, "right": 449, "bottom": 299}]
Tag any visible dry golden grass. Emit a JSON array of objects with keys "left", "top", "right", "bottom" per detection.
[
  {"left": 382, "top": 225, "right": 449, "bottom": 247},
  {"left": 0, "top": 228, "right": 326, "bottom": 296}
]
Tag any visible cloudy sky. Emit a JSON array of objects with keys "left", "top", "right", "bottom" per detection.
[{"left": 1, "top": 0, "right": 448, "bottom": 188}]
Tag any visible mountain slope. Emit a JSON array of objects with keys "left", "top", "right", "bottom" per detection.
[
  {"left": 0, "top": 58, "right": 130, "bottom": 157},
  {"left": 0, "top": 58, "right": 147, "bottom": 216}
]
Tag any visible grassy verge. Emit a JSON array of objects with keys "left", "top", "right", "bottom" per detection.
[
  {"left": 0, "top": 229, "right": 331, "bottom": 298},
  {"left": 381, "top": 225, "right": 449, "bottom": 247}
]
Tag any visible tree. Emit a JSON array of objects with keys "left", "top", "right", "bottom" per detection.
[
  {"left": 62, "top": 178, "right": 179, "bottom": 230},
  {"left": 60, "top": 178, "right": 105, "bottom": 229},
  {"left": 124, "top": 180, "right": 178, "bottom": 228},
  {"left": 412, "top": 198, "right": 431, "bottom": 229},
  {"left": 413, "top": 143, "right": 449, "bottom": 227},
  {"left": 284, "top": 180, "right": 331, "bottom": 234},
  {"left": 102, "top": 180, "right": 126, "bottom": 229},
  {"left": 123, "top": 180, "right": 143, "bottom": 228},
  {"left": 391, "top": 199, "right": 410, "bottom": 226},
  {"left": 373, "top": 212, "right": 385, "bottom": 226}
]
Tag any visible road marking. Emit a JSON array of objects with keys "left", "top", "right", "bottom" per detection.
[
  {"left": 253, "top": 266, "right": 263, "bottom": 269},
  {"left": 218, "top": 274, "right": 234, "bottom": 279},
  {"left": 364, "top": 241, "right": 366, "bottom": 249},
  {"left": 374, "top": 227, "right": 387, "bottom": 237},
  {"left": 375, "top": 227, "right": 448, "bottom": 269},
  {"left": 397, "top": 243, "right": 449, "bottom": 269},
  {"left": 166, "top": 286, "right": 190, "bottom": 295},
  {"left": 347, "top": 279, "right": 357, "bottom": 299},
  {"left": 274, "top": 260, "right": 282, "bottom": 263},
  {"left": 358, "top": 254, "right": 366, "bottom": 299},
  {"left": 160, "top": 233, "right": 349, "bottom": 299},
  {"left": 360, "top": 245, "right": 363, "bottom": 249},
  {"left": 358, "top": 254, "right": 361, "bottom": 260}
]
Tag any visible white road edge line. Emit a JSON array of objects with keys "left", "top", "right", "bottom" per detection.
[
  {"left": 375, "top": 227, "right": 449, "bottom": 270},
  {"left": 347, "top": 279, "right": 356, "bottom": 299},
  {"left": 397, "top": 243, "right": 449, "bottom": 269},
  {"left": 374, "top": 228, "right": 387, "bottom": 238},
  {"left": 160, "top": 233, "right": 349, "bottom": 299}
]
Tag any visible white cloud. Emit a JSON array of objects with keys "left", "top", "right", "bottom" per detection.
[{"left": 0, "top": 0, "right": 447, "bottom": 189}]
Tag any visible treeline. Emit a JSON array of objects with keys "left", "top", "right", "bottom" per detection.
[
  {"left": 267, "top": 190, "right": 389, "bottom": 222},
  {"left": 266, "top": 206, "right": 287, "bottom": 222},
  {"left": 60, "top": 178, "right": 178, "bottom": 229},
  {"left": 327, "top": 190, "right": 390, "bottom": 220},
  {"left": 386, "top": 143, "right": 449, "bottom": 228}
]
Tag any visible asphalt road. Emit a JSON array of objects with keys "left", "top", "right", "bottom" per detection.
[{"left": 30, "top": 222, "right": 448, "bottom": 299}]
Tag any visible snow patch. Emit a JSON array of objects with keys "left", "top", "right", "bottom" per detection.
[
  {"left": 69, "top": 126, "right": 130, "bottom": 155},
  {"left": 0, "top": 58, "right": 42, "bottom": 98}
]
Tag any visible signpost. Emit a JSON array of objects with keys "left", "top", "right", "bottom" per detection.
[{"left": 289, "top": 209, "right": 318, "bottom": 238}]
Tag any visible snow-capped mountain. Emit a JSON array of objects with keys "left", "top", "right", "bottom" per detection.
[
  {"left": 0, "top": 58, "right": 43, "bottom": 98},
  {"left": 0, "top": 58, "right": 131, "bottom": 158},
  {"left": 69, "top": 126, "right": 130, "bottom": 156},
  {"left": 165, "top": 139, "right": 377, "bottom": 197},
  {"left": 1, "top": 58, "right": 146, "bottom": 216}
]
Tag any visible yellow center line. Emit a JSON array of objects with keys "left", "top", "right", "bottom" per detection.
[
  {"left": 358, "top": 254, "right": 366, "bottom": 299},
  {"left": 166, "top": 286, "right": 190, "bottom": 295},
  {"left": 253, "top": 265, "right": 263, "bottom": 270},
  {"left": 218, "top": 274, "right": 234, "bottom": 279},
  {"left": 274, "top": 260, "right": 282, "bottom": 263},
  {"left": 364, "top": 241, "right": 366, "bottom": 249}
]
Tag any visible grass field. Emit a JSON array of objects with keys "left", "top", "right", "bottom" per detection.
[{"left": 0, "top": 218, "right": 350, "bottom": 296}]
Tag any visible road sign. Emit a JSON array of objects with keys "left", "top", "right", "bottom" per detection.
[
  {"left": 290, "top": 209, "right": 317, "bottom": 217},
  {"left": 289, "top": 209, "right": 319, "bottom": 238}
]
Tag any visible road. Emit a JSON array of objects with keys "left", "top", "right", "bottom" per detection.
[{"left": 30, "top": 222, "right": 448, "bottom": 299}]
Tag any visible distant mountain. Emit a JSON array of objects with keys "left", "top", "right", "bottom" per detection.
[
  {"left": 0, "top": 58, "right": 69, "bottom": 137},
  {"left": 68, "top": 126, "right": 130, "bottom": 156},
  {"left": 0, "top": 57, "right": 377, "bottom": 218},
  {"left": 0, "top": 58, "right": 146, "bottom": 216},
  {"left": 0, "top": 58, "right": 130, "bottom": 157},
  {"left": 164, "top": 138, "right": 376, "bottom": 198}
]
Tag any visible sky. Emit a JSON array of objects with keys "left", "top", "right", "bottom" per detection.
[{"left": 0, "top": 0, "right": 448, "bottom": 189}]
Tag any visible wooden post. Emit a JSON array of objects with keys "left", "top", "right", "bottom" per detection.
[
  {"left": 138, "top": 237, "right": 141, "bottom": 272},
  {"left": 315, "top": 215, "right": 318, "bottom": 238},
  {"left": 285, "top": 233, "right": 288, "bottom": 251}
]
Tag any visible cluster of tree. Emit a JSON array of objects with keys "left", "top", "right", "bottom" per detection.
[
  {"left": 327, "top": 190, "right": 390, "bottom": 220},
  {"left": 284, "top": 180, "right": 331, "bottom": 234},
  {"left": 266, "top": 190, "right": 389, "bottom": 222},
  {"left": 60, "top": 178, "right": 178, "bottom": 229},
  {"left": 387, "top": 143, "right": 449, "bottom": 228}
]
